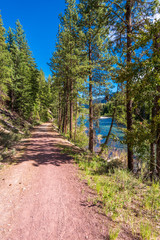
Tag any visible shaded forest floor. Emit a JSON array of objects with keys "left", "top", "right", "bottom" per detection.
[{"left": 0, "top": 123, "right": 152, "bottom": 240}]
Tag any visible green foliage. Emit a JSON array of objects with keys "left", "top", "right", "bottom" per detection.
[
  {"left": 144, "top": 182, "right": 160, "bottom": 215},
  {"left": 109, "top": 228, "right": 119, "bottom": 240},
  {"left": 73, "top": 125, "right": 88, "bottom": 148},
  {"left": 6, "top": 20, "right": 38, "bottom": 118},
  {"left": 72, "top": 152, "right": 160, "bottom": 238},
  {"left": 0, "top": 13, "right": 54, "bottom": 123},
  {"left": 0, "top": 131, "right": 21, "bottom": 148},
  {"left": 140, "top": 222, "right": 152, "bottom": 240},
  {"left": 34, "top": 70, "right": 53, "bottom": 122},
  {"left": 0, "top": 14, "right": 12, "bottom": 102},
  {"left": 101, "top": 102, "right": 113, "bottom": 116}
]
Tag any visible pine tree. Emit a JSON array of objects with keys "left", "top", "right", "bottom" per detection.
[
  {"left": 7, "top": 20, "right": 39, "bottom": 119},
  {"left": 7, "top": 27, "right": 18, "bottom": 110},
  {"left": 49, "top": 0, "right": 88, "bottom": 137},
  {"left": 152, "top": 19, "right": 160, "bottom": 177},
  {"left": 0, "top": 13, "right": 12, "bottom": 103},
  {"left": 78, "top": 0, "right": 111, "bottom": 152},
  {"left": 96, "top": 0, "right": 156, "bottom": 170}
]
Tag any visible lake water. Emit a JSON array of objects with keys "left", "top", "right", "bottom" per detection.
[{"left": 83, "top": 117, "right": 125, "bottom": 151}]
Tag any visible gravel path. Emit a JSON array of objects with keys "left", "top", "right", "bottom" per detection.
[{"left": 0, "top": 123, "right": 110, "bottom": 240}]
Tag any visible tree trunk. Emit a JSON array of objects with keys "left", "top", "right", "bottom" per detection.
[
  {"left": 150, "top": 144, "right": 155, "bottom": 180},
  {"left": 11, "top": 89, "right": 14, "bottom": 111},
  {"left": 58, "top": 93, "right": 62, "bottom": 131},
  {"left": 70, "top": 78, "right": 73, "bottom": 139},
  {"left": 64, "top": 78, "right": 69, "bottom": 134},
  {"left": 74, "top": 100, "right": 78, "bottom": 141},
  {"left": 62, "top": 79, "right": 69, "bottom": 134},
  {"left": 89, "top": 41, "right": 94, "bottom": 153},
  {"left": 62, "top": 106, "right": 65, "bottom": 133},
  {"left": 99, "top": 107, "right": 116, "bottom": 155},
  {"left": 155, "top": 29, "right": 160, "bottom": 177},
  {"left": 157, "top": 114, "right": 160, "bottom": 177},
  {"left": 63, "top": 104, "right": 68, "bottom": 134},
  {"left": 126, "top": 0, "right": 133, "bottom": 171},
  {"left": 150, "top": 103, "right": 156, "bottom": 179}
]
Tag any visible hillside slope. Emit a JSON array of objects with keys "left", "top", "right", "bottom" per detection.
[{"left": 0, "top": 107, "right": 32, "bottom": 163}]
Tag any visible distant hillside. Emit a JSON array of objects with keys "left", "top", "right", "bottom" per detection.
[
  {"left": 82, "top": 98, "right": 107, "bottom": 109},
  {"left": 93, "top": 97, "right": 107, "bottom": 104}
]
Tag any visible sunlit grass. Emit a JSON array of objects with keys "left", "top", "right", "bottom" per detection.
[
  {"left": 58, "top": 122, "right": 160, "bottom": 239},
  {"left": 71, "top": 151, "right": 160, "bottom": 239}
]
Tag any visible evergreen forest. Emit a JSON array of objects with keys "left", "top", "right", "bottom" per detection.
[
  {"left": 49, "top": 0, "right": 160, "bottom": 181},
  {"left": 0, "top": 0, "right": 160, "bottom": 178},
  {"left": 1, "top": 0, "right": 160, "bottom": 238}
]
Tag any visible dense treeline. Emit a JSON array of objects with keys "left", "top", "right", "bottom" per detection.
[
  {"left": 49, "top": 0, "right": 160, "bottom": 179},
  {"left": 0, "top": 15, "right": 53, "bottom": 122}
]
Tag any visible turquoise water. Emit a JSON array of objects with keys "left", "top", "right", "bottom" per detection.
[{"left": 83, "top": 117, "right": 125, "bottom": 151}]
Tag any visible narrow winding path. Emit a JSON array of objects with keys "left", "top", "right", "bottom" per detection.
[{"left": 0, "top": 123, "right": 109, "bottom": 240}]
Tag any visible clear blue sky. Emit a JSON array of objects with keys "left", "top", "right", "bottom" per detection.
[{"left": 1, "top": 0, "right": 66, "bottom": 78}]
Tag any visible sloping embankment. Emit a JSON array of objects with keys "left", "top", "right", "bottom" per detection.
[{"left": 0, "top": 107, "right": 32, "bottom": 164}]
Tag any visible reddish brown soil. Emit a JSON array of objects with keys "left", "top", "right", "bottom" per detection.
[{"left": 0, "top": 123, "right": 134, "bottom": 240}]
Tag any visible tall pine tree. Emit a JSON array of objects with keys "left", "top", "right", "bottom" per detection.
[{"left": 0, "top": 14, "right": 12, "bottom": 103}]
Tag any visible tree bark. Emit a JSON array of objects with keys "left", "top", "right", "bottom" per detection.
[
  {"left": 70, "top": 78, "right": 73, "bottom": 139},
  {"left": 62, "top": 106, "right": 65, "bottom": 133},
  {"left": 11, "top": 89, "right": 14, "bottom": 111},
  {"left": 126, "top": 0, "right": 133, "bottom": 171},
  {"left": 64, "top": 78, "right": 69, "bottom": 134},
  {"left": 99, "top": 107, "right": 116, "bottom": 155},
  {"left": 150, "top": 103, "right": 156, "bottom": 179},
  {"left": 58, "top": 93, "right": 62, "bottom": 131},
  {"left": 89, "top": 41, "right": 94, "bottom": 153},
  {"left": 62, "top": 79, "right": 69, "bottom": 134},
  {"left": 157, "top": 111, "right": 160, "bottom": 177},
  {"left": 155, "top": 29, "right": 160, "bottom": 177},
  {"left": 74, "top": 100, "right": 78, "bottom": 141}
]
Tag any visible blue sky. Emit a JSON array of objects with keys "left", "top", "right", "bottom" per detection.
[{"left": 1, "top": 0, "right": 66, "bottom": 78}]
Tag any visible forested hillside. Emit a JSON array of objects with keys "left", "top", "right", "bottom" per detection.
[
  {"left": 0, "top": 14, "right": 54, "bottom": 159},
  {"left": 0, "top": 15, "right": 53, "bottom": 121}
]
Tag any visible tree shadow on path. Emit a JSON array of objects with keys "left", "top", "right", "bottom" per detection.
[{"left": 17, "top": 123, "right": 76, "bottom": 167}]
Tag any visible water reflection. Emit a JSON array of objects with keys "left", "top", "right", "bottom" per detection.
[{"left": 82, "top": 117, "right": 125, "bottom": 151}]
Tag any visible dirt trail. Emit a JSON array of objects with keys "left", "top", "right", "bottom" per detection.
[{"left": 0, "top": 123, "right": 111, "bottom": 240}]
